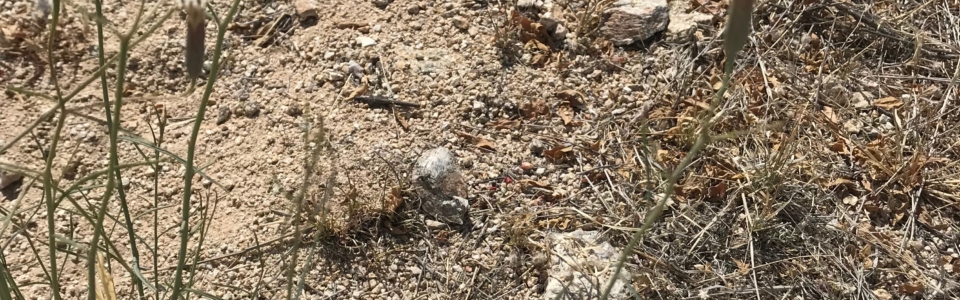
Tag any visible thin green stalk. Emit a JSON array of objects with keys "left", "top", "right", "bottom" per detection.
[
  {"left": 147, "top": 106, "right": 167, "bottom": 300},
  {"left": 600, "top": 0, "right": 754, "bottom": 297},
  {"left": 85, "top": 35, "right": 129, "bottom": 300},
  {"left": 170, "top": 0, "right": 241, "bottom": 298},
  {"left": 40, "top": 0, "right": 66, "bottom": 297}
]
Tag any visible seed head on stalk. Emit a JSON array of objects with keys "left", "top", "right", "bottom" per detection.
[
  {"left": 182, "top": 0, "right": 206, "bottom": 80},
  {"left": 722, "top": 0, "right": 755, "bottom": 74}
]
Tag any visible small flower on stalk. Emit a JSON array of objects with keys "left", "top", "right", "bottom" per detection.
[{"left": 182, "top": 0, "right": 206, "bottom": 80}]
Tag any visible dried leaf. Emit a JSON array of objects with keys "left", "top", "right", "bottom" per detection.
[
  {"left": 477, "top": 138, "right": 496, "bottom": 151},
  {"left": 346, "top": 82, "right": 368, "bottom": 101},
  {"left": 529, "top": 53, "right": 549, "bottom": 66},
  {"left": 383, "top": 186, "right": 403, "bottom": 213},
  {"left": 489, "top": 119, "right": 520, "bottom": 129},
  {"left": 589, "top": 140, "right": 603, "bottom": 152},
  {"left": 520, "top": 99, "right": 550, "bottom": 119},
  {"left": 520, "top": 179, "right": 552, "bottom": 189},
  {"left": 558, "top": 105, "right": 574, "bottom": 125},
  {"left": 708, "top": 182, "right": 728, "bottom": 199},
  {"left": 874, "top": 96, "right": 903, "bottom": 110},
  {"left": 393, "top": 109, "right": 410, "bottom": 130},
  {"left": 543, "top": 145, "right": 573, "bottom": 161},
  {"left": 733, "top": 259, "right": 750, "bottom": 275},
  {"left": 556, "top": 89, "right": 587, "bottom": 106},
  {"left": 898, "top": 282, "right": 924, "bottom": 295}
]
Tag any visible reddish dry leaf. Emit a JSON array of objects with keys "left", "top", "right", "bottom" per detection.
[
  {"left": 394, "top": 110, "right": 410, "bottom": 130},
  {"left": 530, "top": 53, "right": 549, "bottom": 66},
  {"left": 477, "top": 138, "right": 496, "bottom": 151},
  {"left": 520, "top": 99, "right": 550, "bottom": 119},
  {"left": 510, "top": 10, "right": 549, "bottom": 43},
  {"left": 519, "top": 179, "right": 552, "bottom": 189},
  {"left": 708, "top": 181, "right": 728, "bottom": 199},
  {"left": 489, "top": 119, "right": 520, "bottom": 129},
  {"left": 589, "top": 140, "right": 603, "bottom": 152},
  {"left": 874, "top": 96, "right": 903, "bottom": 110},
  {"left": 346, "top": 83, "right": 368, "bottom": 101},
  {"left": 898, "top": 282, "right": 924, "bottom": 295},
  {"left": 828, "top": 139, "right": 849, "bottom": 154},
  {"left": 556, "top": 89, "right": 587, "bottom": 106},
  {"left": 543, "top": 145, "right": 573, "bottom": 161}
]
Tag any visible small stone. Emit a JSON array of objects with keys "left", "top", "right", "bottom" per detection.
[
  {"left": 244, "top": 101, "right": 261, "bottom": 118},
  {"left": 0, "top": 171, "right": 23, "bottom": 190},
  {"left": 520, "top": 162, "right": 533, "bottom": 171},
  {"left": 516, "top": 0, "right": 539, "bottom": 8},
  {"left": 293, "top": 0, "right": 319, "bottom": 23},
  {"left": 529, "top": 139, "right": 546, "bottom": 155},
  {"left": 285, "top": 104, "right": 303, "bottom": 117},
  {"left": 425, "top": 219, "right": 446, "bottom": 229},
  {"left": 600, "top": 0, "right": 669, "bottom": 46},
  {"left": 216, "top": 106, "right": 231, "bottom": 125},
  {"left": 452, "top": 16, "right": 469, "bottom": 30},
  {"left": 407, "top": 266, "right": 422, "bottom": 276},
  {"left": 356, "top": 36, "right": 377, "bottom": 48},
  {"left": 552, "top": 24, "right": 568, "bottom": 40},
  {"left": 407, "top": 5, "right": 420, "bottom": 14},
  {"left": 371, "top": 0, "right": 390, "bottom": 8},
  {"left": 323, "top": 51, "right": 336, "bottom": 60},
  {"left": 202, "top": 60, "right": 213, "bottom": 72},
  {"left": 328, "top": 71, "right": 345, "bottom": 81},
  {"left": 347, "top": 61, "right": 364, "bottom": 79},
  {"left": 411, "top": 147, "right": 470, "bottom": 225},
  {"left": 850, "top": 92, "right": 871, "bottom": 108},
  {"left": 472, "top": 101, "right": 485, "bottom": 113},
  {"left": 409, "top": 21, "right": 423, "bottom": 30},
  {"left": 844, "top": 119, "right": 863, "bottom": 134}
]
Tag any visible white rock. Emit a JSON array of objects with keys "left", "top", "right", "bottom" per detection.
[
  {"left": 411, "top": 147, "right": 470, "bottom": 225},
  {"left": 356, "top": 36, "right": 377, "bottom": 48},
  {"left": 542, "top": 230, "right": 632, "bottom": 300},
  {"left": 600, "top": 0, "right": 669, "bottom": 46}
]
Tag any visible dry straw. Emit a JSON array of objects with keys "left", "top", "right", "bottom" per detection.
[{"left": 599, "top": 0, "right": 756, "bottom": 298}]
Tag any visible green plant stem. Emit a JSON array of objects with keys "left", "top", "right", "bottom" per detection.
[
  {"left": 600, "top": 71, "right": 734, "bottom": 299},
  {"left": 170, "top": 0, "right": 241, "bottom": 298},
  {"left": 41, "top": 0, "right": 66, "bottom": 298},
  {"left": 85, "top": 35, "right": 130, "bottom": 300}
]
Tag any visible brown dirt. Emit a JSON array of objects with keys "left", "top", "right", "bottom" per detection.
[{"left": 3, "top": 0, "right": 960, "bottom": 299}]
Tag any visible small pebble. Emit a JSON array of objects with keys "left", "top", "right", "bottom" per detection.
[{"left": 244, "top": 102, "right": 261, "bottom": 117}]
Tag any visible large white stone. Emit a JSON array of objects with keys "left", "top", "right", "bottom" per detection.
[{"left": 600, "top": 0, "right": 670, "bottom": 46}]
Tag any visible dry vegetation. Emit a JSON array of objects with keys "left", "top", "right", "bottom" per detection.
[{"left": 2, "top": 0, "right": 960, "bottom": 298}]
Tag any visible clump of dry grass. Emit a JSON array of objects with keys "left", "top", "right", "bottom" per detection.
[{"left": 561, "top": 0, "right": 960, "bottom": 298}]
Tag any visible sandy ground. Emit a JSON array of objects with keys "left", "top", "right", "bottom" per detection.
[{"left": 4, "top": 0, "right": 960, "bottom": 298}]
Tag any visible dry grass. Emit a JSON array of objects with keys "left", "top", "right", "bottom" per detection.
[{"left": 555, "top": 0, "right": 960, "bottom": 298}]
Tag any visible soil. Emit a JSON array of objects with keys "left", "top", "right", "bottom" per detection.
[{"left": 3, "top": 0, "right": 960, "bottom": 299}]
